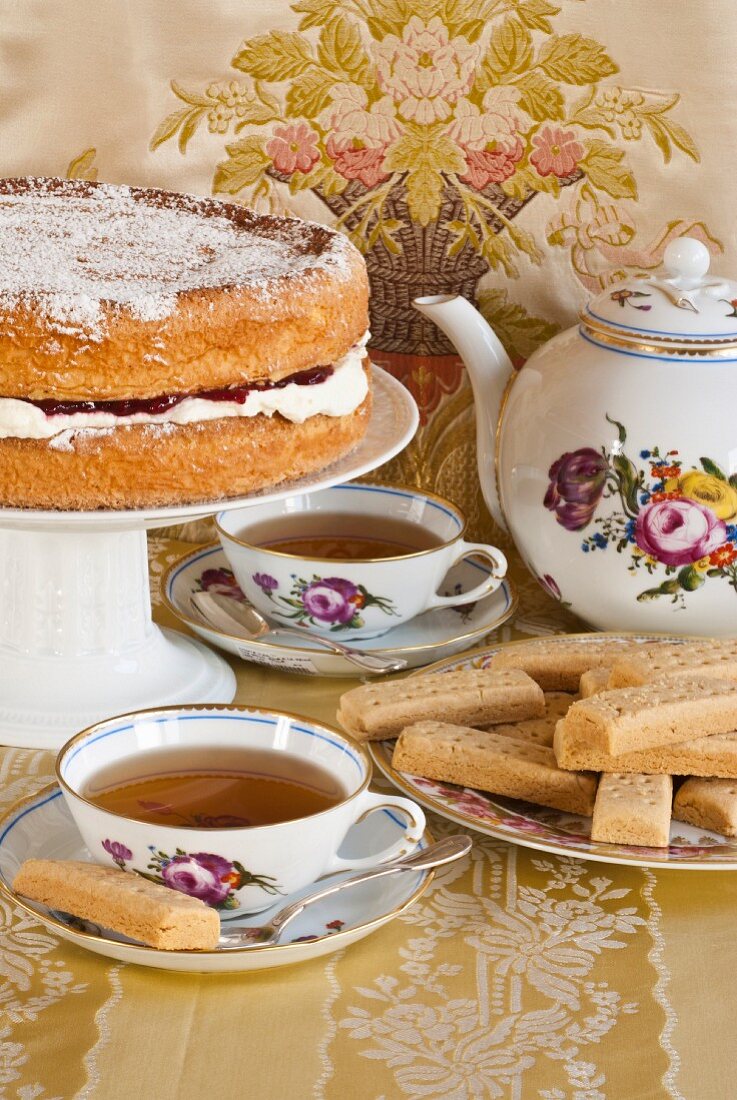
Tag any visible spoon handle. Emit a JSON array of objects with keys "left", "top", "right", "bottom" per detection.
[
  {"left": 270, "top": 626, "right": 405, "bottom": 673},
  {"left": 267, "top": 835, "right": 472, "bottom": 941}
]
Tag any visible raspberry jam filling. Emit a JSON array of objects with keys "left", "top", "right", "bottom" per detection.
[{"left": 30, "top": 365, "right": 333, "bottom": 418}]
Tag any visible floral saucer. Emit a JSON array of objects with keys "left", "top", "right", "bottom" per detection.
[
  {"left": 369, "top": 633, "right": 737, "bottom": 869},
  {"left": 0, "top": 783, "right": 435, "bottom": 973},
  {"left": 162, "top": 544, "right": 517, "bottom": 676}
]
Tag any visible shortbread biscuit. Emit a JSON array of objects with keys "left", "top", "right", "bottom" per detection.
[
  {"left": 393, "top": 721, "right": 597, "bottom": 815},
  {"left": 486, "top": 640, "right": 641, "bottom": 692},
  {"left": 591, "top": 773, "right": 672, "bottom": 847},
  {"left": 554, "top": 721, "right": 737, "bottom": 778},
  {"left": 482, "top": 692, "right": 574, "bottom": 747},
  {"left": 608, "top": 641, "right": 737, "bottom": 688},
  {"left": 337, "top": 669, "right": 544, "bottom": 742},
  {"left": 13, "top": 859, "right": 221, "bottom": 950},
  {"left": 673, "top": 777, "right": 737, "bottom": 837},
  {"left": 580, "top": 668, "right": 611, "bottom": 698},
  {"left": 559, "top": 678, "right": 737, "bottom": 756}
]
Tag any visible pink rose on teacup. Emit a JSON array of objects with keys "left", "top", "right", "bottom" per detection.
[
  {"left": 635, "top": 497, "right": 726, "bottom": 566},
  {"left": 160, "top": 852, "right": 233, "bottom": 906},
  {"left": 301, "top": 577, "right": 361, "bottom": 625}
]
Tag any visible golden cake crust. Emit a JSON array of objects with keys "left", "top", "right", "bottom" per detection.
[
  {"left": 0, "top": 389, "right": 371, "bottom": 510},
  {"left": 0, "top": 177, "right": 368, "bottom": 400}
]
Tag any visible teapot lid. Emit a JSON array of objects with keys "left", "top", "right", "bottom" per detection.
[{"left": 581, "top": 238, "right": 737, "bottom": 355}]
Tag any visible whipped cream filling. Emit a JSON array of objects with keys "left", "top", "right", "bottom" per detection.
[{"left": 0, "top": 335, "right": 370, "bottom": 440}]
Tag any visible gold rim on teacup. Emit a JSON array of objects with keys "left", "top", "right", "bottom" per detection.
[
  {"left": 215, "top": 482, "right": 469, "bottom": 564},
  {"left": 55, "top": 702, "right": 373, "bottom": 830}
]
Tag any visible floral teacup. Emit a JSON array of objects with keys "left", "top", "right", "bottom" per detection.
[
  {"left": 56, "top": 705, "right": 425, "bottom": 916},
  {"left": 216, "top": 483, "right": 507, "bottom": 640}
]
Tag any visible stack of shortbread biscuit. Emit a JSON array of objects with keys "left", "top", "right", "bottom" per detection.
[{"left": 337, "top": 638, "right": 737, "bottom": 848}]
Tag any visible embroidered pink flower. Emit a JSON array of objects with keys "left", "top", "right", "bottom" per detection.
[
  {"left": 373, "top": 16, "right": 478, "bottom": 123},
  {"left": 635, "top": 498, "right": 726, "bottom": 566},
  {"left": 326, "top": 137, "right": 388, "bottom": 188},
  {"left": 266, "top": 123, "right": 320, "bottom": 175},
  {"left": 460, "top": 142, "right": 524, "bottom": 189},
  {"left": 319, "top": 84, "right": 400, "bottom": 150},
  {"left": 530, "top": 126, "right": 584, "bottom": 178}
]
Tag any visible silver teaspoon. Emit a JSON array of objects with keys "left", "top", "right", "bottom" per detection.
[
  {"left": 217, "top": 835, "right": 471, "bottom": 950},
  {"left": 190, "top": 590, "right": 406, "bottom": 675}
]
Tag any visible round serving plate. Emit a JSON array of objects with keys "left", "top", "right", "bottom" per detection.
[
  {"left": 0, "top": 783, "right": 435, "bottom": 973},
  {"left": 0, "top": 367, "right": 417, "bottom": 748},
  {"left": 368, "top": 632, "right": 737, "bottom": 869},
  {"left": 0, "top": 366, "right": 416, "bottom": 532},
  {"left": 162, "top": 544, "right": 518, "bottom": 676}
]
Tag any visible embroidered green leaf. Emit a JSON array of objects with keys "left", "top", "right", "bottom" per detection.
[
  {"left": 365, "top": 0, "right": 414, "bottom": 39},
  {"left": 568, "top": 90, "right": 617, "bottom": 137},
  {"left": 213, "top": 136, "right": 270, "bottom": 195},
  {"left": 289, "top": 162, "right": 347, "bottom": 197},
  {"left": 644, "top": 113, "right": 700, "bottom": 165},
  {"left": 286, "top": 69, "right": 335, "bottom": 117},
  {"left": 515, "top": 71, "right": 564, "bottom": 121},
  {"left": 169, "top": 81, "right": 214, "bottom": 108},
  {"left": 580, "top": 140, "right": 636, "bottom": 199},
  {"left": 442, "top": 0, "right": 496, "bottom": 40},
  {"left": 484, "top": 16, "right": 533, "bottom": 82},
  {"left": 700, "top": 457, "right": 727, "bottom": 480},
  {"left": 481, "top": 231, "right": 518, "bottom": 278},
  {"left": 385, "top": 129, "right": 464, "bottom": 227},
  {"left": 66, "top": 147, "right": 98, "bottom": 181},
  {"left": 508, "top": 222, "right": 544, "bottom": 265},
  {"left": 150, "top": 106, "right": 208, "bottom": 154},
  {"left": 537, "top": 34, "right": 618, "bottom": 85},
  {"left": 318, "top": 15, "right": 373, "bottom": 86},
  {"left": 232, "top": 31, "right": 315, "bottom": 80},
  {"left": 293, "top": 0, "right": 345, "bottom": 31},
  {"left": 477, "top": 288, "right": 559, "bottom": 362},
  {"left": 516, "top": 0, "right": 561, "bottom": 34}
]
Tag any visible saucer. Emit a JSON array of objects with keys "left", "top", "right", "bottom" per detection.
[
  {"left": 0, "top": 783, "right": 435, "bottom": 973},
  {"left": 162, "top": 544, "right": 517, "bottom": 676},
  {"left": 368, "top": 633, "right": 737, "bottom": 870}
]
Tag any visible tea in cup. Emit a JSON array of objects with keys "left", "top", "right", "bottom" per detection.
[
  {"left": 56, "top": 705, "right": 425, "bottom": 915},
  {"left": 216, "top": 483, "right": 507, "bottom": 640}
]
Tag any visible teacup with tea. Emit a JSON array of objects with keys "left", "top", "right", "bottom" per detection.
[
  {"left": 56, "top": 705, "right": 425, "bottom": 915},
  {"left": 216, "top": 483, "right": 507, "bottom": 640}
]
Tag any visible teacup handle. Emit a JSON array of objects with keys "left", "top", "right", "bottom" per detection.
[
  {"left": 323, "top": 791, "right": 426, "bottom": 874},
  {"left": 425, "top": 543, "right": 508, "bottom": 610}
]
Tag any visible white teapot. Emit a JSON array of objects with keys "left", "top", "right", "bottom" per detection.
[{"left": 415, "top": 239, "right": 737, "bottom": 636}]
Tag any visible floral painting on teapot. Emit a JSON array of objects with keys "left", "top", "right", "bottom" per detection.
[{"left": 545, "top": 417, "right": 737, "bottom": 608}]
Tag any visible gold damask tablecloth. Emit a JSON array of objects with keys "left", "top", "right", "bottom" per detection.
[{"left": 0, "top": 537, "right": 732, "bottom": 1100}]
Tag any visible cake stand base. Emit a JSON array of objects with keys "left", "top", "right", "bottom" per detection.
[{"left": 0, "top": 627, "right": 236, "bottom": 750}]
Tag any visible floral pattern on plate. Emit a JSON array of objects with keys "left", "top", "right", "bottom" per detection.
[
  {"left": 369, "top": 634, "right": 737, "bottom": 867},
  {"left": 545, "top": 417, "right": 737, "bottom": 607}
]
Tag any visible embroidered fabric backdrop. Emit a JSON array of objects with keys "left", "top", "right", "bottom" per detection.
[{"left": 1, "top": 0, "right": 730, "bottom": 551}]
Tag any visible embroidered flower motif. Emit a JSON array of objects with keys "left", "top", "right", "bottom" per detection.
[
  {"left": 530, "top": 126, "right": 584, "bottom": 178},
  {"left": 325, "top": 136, "right": 388, "bottom": 188},
  {"left": 319, "top": 84, "right": 400, "bottom": 149},
  {"left": 373, "top": 16, "right": 478, "bottom": 123},
  {"left": 265, "top": 123, "right": 320, "bottom": 174}
]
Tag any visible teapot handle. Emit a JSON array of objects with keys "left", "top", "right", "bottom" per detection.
[{"left": 413, "top": 294, "right": 513, "bottom": 533}]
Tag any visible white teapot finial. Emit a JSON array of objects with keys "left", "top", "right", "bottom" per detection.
[{"left": 663, "top": 237, "right": 710, "bottom": 289}]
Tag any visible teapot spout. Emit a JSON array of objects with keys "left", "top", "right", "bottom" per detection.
[{"left": 413, "top": 294, "right": 514, "bottom": 533}]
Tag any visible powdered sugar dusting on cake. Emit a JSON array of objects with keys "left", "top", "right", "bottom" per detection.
[{"left": 0, "top": 178, "right": 354, "bottom": 340}]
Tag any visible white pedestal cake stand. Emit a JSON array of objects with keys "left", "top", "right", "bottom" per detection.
[{"left": 0, "top": 366, "right": 418, "bottom": 750}]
